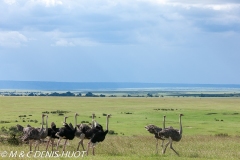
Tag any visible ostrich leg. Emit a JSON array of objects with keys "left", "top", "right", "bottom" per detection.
[
  {"left": 56, "top": 138, "right": 62, "bottom": 150},
  {"left": 92, "top": 145, "right": 95, "bottom": 155},
  {"left": 46, "top": 138, "right": 51, "bottom": 151},
  {"left": 46, "top": 138, "right": 55, "bottom": 151},
  {"left": 34, "top": 140, "right": 40, "bottom": 151},
  {"left": 169, "top": 138, "right": 179, "bottom": 156},
  {"left": 51, "top": 139, "right": 55, "bottom": 151},
  {"left": 161, "top": 140, "right": 165, "bottom": 148},
  {"left": 86, "top": 142, "right": 91, "bottom": 155},
  {"left": 29, "top": 140, "right": 33, "bottom": 151},
  {"left": 63, "top": 139, "right": 68, "bottom": 152},
  {"left": 162, "top": 139, "right": 170, "bottom": 154},
  {"left": 77, "top": 139, "right": 85, "bottom": 151},
  {"left": 155, "top": 139, "right": 159, "bottom": 153}
]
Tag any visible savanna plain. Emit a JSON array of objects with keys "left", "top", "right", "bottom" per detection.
[{"left": 0, "top": 96, "right": 240, "bottom": 160}]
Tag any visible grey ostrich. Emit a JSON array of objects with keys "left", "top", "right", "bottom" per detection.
[
  {"left": 76, "top": 113, "right": 96, "bottom": 151},
  {"left": 21, "top": 114, "right": 47, "bottom": 151},
  {"left": 86, "top": 114, "right": 111, "bottom": 156},
  {"left": 158, "top": 114, "right": 184, "bottom": 156},
  {"left": 16, "top": 124, "right": 32, "bottom": 134},
  {"left": 145, "top": 115, "right": 167, "bottom": 153},
  {"left": 37, "top": 114, "right": 48, "bottom": 149}
]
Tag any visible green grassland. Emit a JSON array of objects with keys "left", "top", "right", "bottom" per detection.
[{"left": 0, "top": 96, "right": 240, "bottom": 159}]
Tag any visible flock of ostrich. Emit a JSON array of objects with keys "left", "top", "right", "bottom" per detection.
[
  {"left": 16, "top": 113, "right": 111, "bottom": 156},
  {"left": 16, "top": 113, "right": 183, "bottom": 156}
]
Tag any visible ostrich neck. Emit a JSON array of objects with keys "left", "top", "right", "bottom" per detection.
[
  {"left": 75, "top": 114, "right": 77, "bottom": 127},
  {"left": 179, "top": 115, "right": 182, "bottom": 135},
  {"left": 64, "top": 117, "right": 67, "bottom": 123},
  {"left": 106, "top": 116, "right": 109, "bottom": 131},
  {"left": 41, "top": 116, "right": 44, "bottom": 129},
  {"left": 163, "top": 116, "right": 165, "bottom": 129},
  {"left": 45, "top": 116, "right": 48, "bottom": 134},
  {"left": 92, "top": 114, "right": 95, "bottom": 127}
]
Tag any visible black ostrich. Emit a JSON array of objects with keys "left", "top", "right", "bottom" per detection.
[
  {"left": 158, "top": 114, "right": 184, "bottom": 156},
  {"left": 46, "top": 122, "right": 59, "bottom": 151},
  {"left": 145, "top": 115, "right": 167, "bottom": 153},
  {"left": 86, "top": 114, "right": 111, "bottom": 156},
  {"left": 46, "top": 116, "right": 69, "bottom": 151},
  {"left": 55, "top": 115, "right": 77, "bottom": 151},
  {"left": 75, "top": 113, "right": 98, "bottom": 151}
]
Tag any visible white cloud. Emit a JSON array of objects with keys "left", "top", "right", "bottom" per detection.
[
  {"left": 28, "top": 0, "right": 63, "bottom": 7},
  {"left": 0, "top": 31, "right": 29, "bottom": 47},
  {"left": 52, "top": 38, "right": 99, "bottom": 47},
  {"left": 1, "top": 0, "right": 239, "bottom": 47},
  {"left": 4, "top": 0, "right": 16, "bottom": 5},
  {"left": 53, "top": 39, "right": 74, "bottom": 47}
]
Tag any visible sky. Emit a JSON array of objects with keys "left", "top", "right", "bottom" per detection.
[{"left": 0, "top": 0, "right": 240, "bottom": 84}]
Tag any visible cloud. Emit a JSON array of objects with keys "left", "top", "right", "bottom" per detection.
[
  {"left": 0, "top": 31, "right": 29, "bottom": 47},
  {"left": 0, "top": 0, "right": 240, "bottom": 48},
  {"left": 4, "top": 0, "right": 16, "bottom": 5},
  {"left": 52, "top": 38, "right": 100, "bottom": 47},
  {"left": 53, "top": 39, "right": 74, "bottom": 47},
  {"left": 36, "top": 0, "right": 63, "bottom": 7}
]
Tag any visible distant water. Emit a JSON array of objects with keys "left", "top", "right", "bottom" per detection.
[{"left": 0, "top": 80, "right": 240, "bottom": 91}]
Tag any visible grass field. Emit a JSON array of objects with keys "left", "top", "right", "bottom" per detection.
[{"left": 0, "top": 96, "right": 240, "bottom": 159}]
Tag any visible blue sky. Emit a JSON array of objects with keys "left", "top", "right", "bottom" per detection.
[{"left": 0, "top": 0, "right": 240, "bottom": 84}]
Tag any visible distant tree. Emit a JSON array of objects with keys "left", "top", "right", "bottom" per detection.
[
  {"left": 85, "top": 92, "right": 94, "bottom": 97},
  {"left": 62, "top": 91, "right": 75, "bottom": 96},
  {"left": 28, "top": 93, "right": 35, "bottom": 96},
  {"left": 39, "top": 93, "right": 46, "bottom": 96},
  {"left": 77, "top": 93, "right": 82, "bottom": 97},
  {"left": 49, "top": 92, "right": 60, "bottom": 96},
  {"left": 147, "top": 93, "right": 153, "bottom": 97}
]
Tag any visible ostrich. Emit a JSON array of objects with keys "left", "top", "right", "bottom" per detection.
[
  {"left": 37, "top": 114, "right": 48, "bottom": 149},
  {"left": 21, "top": 114, "right": 47, "bottom": 151},
  {"left": 46, "top": 116, "right": 69, "bottom": 151},
  {"left": 86, "top": 114, "right": 111, "bottom": 156},
  {"left": 158, "top": 114, "right": 184, "bottom": 156},
  {"left": 16, "top": 124, "right": 32, "bottom": 143},
  {"left": 16, "top": 124, "right": 31, "bottom": 131},
  {"left": 55, "top": 115, "right": 77, "bottom": 151},
  {"left": 16, "top": 124, "right": 32, "bottom": 134},
  {"left": 76, "top": 113, "right": 97, "bottom": 151},
  {"left": 145, "top": 115, "right": 167, "bottom": 153}
]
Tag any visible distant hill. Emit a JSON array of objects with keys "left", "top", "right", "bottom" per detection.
[{"left": 0, "top": 80, "right": 240, "bottom": 91}]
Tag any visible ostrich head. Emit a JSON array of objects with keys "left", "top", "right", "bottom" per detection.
[
  {"left": 145, "top": 125, "right": 155, "bottom": 134},
  {"left": 75, "top": 113, "right": 79, "bottom": 116},
  {"left": 62, "top": 116, "right": 68, "bottom": 126},
  {"left": 180, "top": 113, "right": 184, "bottom": 117},
  {"left": 16, "top": 124, "right": 24, "bottom": 132},
  {"left": 145, "top": 124, "right": 162, "bottom": 134},
  {"left": 51, "top": 122, "right": 56, "bottom": 128}
]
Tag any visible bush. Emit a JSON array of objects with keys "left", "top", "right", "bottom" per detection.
[
  {"left": 215, "top": 133, "right": 228, "bottom": 137},
  {"left": 108, "top": 130, "right": 117, "bottom": 135}
]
